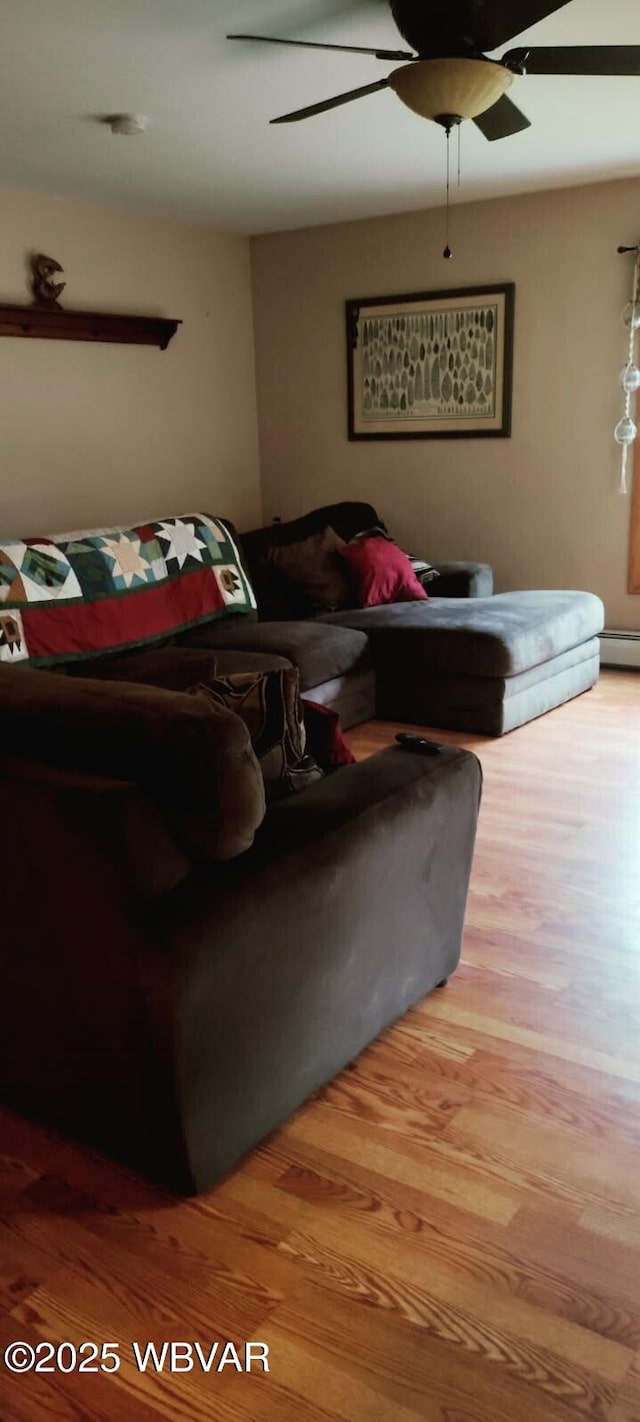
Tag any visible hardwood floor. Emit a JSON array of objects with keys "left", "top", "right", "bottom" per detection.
[{"left": 1, "top": 668, "right": 639, "bottom": 1422}]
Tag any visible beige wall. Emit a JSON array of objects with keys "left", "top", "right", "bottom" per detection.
[
  {"left": 0, "top": 189, "right": 261, "bottom": 537},
  {"left": 252, "top": 175, "right": 640, "bottom": 631}
]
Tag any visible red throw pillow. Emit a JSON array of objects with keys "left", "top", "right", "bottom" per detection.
[
  {"left": 338, "top": 537, "right": 429, "bottom": 608},
  {"left": 302, "top": 699, "right": 356, "bottom": 772}
]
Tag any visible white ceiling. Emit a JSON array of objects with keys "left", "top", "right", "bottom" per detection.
[{"left": 1, "top": 0, "right": 640, "bottom": 235}]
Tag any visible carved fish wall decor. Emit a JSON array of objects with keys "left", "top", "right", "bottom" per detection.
[{"left": 30, "top": 254, "right": 66, "bottom": 308}]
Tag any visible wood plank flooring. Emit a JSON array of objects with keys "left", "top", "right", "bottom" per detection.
[{"left": 1, "top": 668, "right": 639, "bottom": 1421}]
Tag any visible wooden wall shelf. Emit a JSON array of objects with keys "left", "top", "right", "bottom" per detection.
[{"left": 0, "top": 304, "right": 181, "bottom": 350}]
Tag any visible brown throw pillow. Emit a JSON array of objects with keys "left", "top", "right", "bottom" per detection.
[
  {"left": 266, "top": 527, "right": 351, "bottom": 613},
  {"left": 196, "top": 668, "right": 323, "bottom": 798}
]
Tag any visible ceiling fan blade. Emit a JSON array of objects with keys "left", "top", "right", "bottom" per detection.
[
  {"left": 473, "top": 94, "right": 531, "bottom": 141},
  {"left": 465, "top": 2, "right": 572, "bottom": 52},
  {"left": 271, "top": 78, "right": 390, "bottom": 124},
  {"left": 502, "top": 45, "right": 640, "bottom": 76},
  {"left": 227, "top": 33, "right": 414, "bottom": 62},
  {"left": 389, "top": 1, "right": 570, "bottom": 55}
]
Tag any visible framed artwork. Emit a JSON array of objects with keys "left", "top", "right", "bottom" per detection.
[{"left": 346, "top": 282, "right": 514, "bottom": 440}]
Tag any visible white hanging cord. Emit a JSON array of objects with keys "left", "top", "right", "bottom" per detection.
[
  {"left": 619, "top": 436, "right": 629, "bottom": 497},
  {"left": 617, "top": 249, "right": 640, "bottom": 494}
]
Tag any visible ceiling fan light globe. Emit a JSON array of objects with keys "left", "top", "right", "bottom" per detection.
[{"left": 389, "top": 58, "right": 513, "bottom": 122}]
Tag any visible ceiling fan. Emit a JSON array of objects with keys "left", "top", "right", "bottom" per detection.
[{"left": 228, "top": 0, "right": 640, "bottom": 141}]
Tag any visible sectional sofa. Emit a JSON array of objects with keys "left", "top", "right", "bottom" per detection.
[
  {"left": 0, "top": 508, "right": 485, "bottom": 1193},
  {"left": 189, "top": 500, "right": 604, "bottom": 737},
  {"left": 0, "top": 502, "right": 603, "bottom": 1190},
  {"left": 0, "top": 499, "right": 604, "bottom": 737}
]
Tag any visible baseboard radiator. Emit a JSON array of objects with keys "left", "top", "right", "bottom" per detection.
[{"left": 599, "top": 630, "right": 640, "bottom": 669}]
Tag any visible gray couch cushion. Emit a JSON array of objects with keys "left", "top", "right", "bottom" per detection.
[
  {"left": 318, "top": 590, "right": 604, "bottom": 678},
  {"left": 180, "top": 618, "right": 370, "bottom": 692}
]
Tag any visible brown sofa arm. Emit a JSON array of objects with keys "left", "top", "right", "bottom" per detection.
[
  {"left": 259, "top": 741, "right": 481, "bottom": 856},
  {"left": 0, "top": 664, "right": 266, "bottom": 863},
  {"left": 0, "top": 745, "right": 482, "bottom": 1195},
  {"left": 64, "top": 644, "right": 218, "bottom": 690},
  {"left": 0, "top": 755, "right": 191, "bottom": 906},
  {"left": 154, "top": 744, "right": 482, "bottom": 1191},
  {"left": 0, "top": 754, "right": 192, "bottom": 1185}
]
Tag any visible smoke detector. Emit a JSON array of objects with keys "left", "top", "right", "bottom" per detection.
[{"left": 103, "top": 113, "right": 149, "bottom": 137}]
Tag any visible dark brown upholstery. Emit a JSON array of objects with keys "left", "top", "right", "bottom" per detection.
[
  {"left": 1, "top": 754, "right": 191, "bottom": 906},
  {"left": 0, "top": 663, "right": 266, "bottom": 863},
  {"left": 0, "top": 508, "right": 495, "bottom": 1195},
  {"left": 206, "top": 648, "right": 292, "bottom": 676},
  {"left": 0, "top": 739, "right": 481, "bottom": 1192},
  {"left": 0, "top": 498, "right": 604, "bottom": 1194},
  {"left": 64, "top": 644, "right": 219, "bottom": 690}
]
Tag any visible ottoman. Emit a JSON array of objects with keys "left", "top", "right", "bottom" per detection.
[{"left": 318, "top": 590, "right": 605, "bottom": 736}]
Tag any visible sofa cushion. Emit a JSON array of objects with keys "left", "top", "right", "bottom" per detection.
[
  {"left": 179, "top": 618, "right": 370, "bottom": 692},
  {"left": 318, "top": 590, "right": 605, "bottom": 678},
  {"left": 266, "top": 527, "right": 351, "bottom": 613},
  {"left": 0, "top": 513, "right": 256, "bottom": 667},
  {"left": 375, "top": 639, "right": 601, "bottom": 736},
  {"left": 196, "top": 669, "right": 322, "bottom": 798},
  {"left": 0, "top": 663, "right": 266, "bottom": 862},
  {"left": 338, "top": 537, "right": 428, "bottom": 608}
]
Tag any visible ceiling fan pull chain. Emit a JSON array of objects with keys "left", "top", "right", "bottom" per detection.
[{"left": 443, "top": 127, "right": 453, "bottom": 260}]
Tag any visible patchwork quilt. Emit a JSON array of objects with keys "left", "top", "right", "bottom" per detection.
[{"left": 0, "top": 513, "right": 256, "bottom": 666}]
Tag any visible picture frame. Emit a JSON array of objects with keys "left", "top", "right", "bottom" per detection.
[{"left": 346, "top": 282, "right": 515, "bottom": 440}]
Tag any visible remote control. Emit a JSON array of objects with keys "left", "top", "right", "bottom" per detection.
[{"left": 395, "top": 733, "right": 444, "bottom": 756}]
